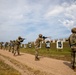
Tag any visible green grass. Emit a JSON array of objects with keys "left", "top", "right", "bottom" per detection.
[
  {"left": 0, "top": 58, "right": 21, "bottom": 75},
  {"left": 20, "top": 42, "right": 71, "bottom": 61}
]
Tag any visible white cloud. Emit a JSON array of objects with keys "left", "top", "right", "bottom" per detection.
[
  {"left": 44, "top": 6, "right": 64, "bottom": 18},
  {"left": 44, "top": 2, "right": 76, "bottom": 30},
  {"left": 65, "top": 4, "right": 76, "bottom": 19},
  {"left": 0, "top": 0, "right": 75, "bottom": 43},
  {"left": 60, "top": 20, "right": 74, "bottom": 29},
  {"left": 56, "top": 2, "right": 76, "bottom": 30}
]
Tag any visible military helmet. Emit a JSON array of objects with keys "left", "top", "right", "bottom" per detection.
[
  {"left": 39, "top": 34, "right": 42, "bottom": 38},
  {"left": 10, "top": 40, "right": 12, "bottom": 42},
  {"left": 13, "top": 40, "right": 15, "bottom": 42},
  {"left": 71, "top": 28, "right": 76, "bottom": 33},
  {"left": 18, "top": 36, "right": 22, "bottom": 39}
]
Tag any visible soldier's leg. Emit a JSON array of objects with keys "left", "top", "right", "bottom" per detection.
[
  {"left": 6, "top": 46, "right": 8, "bottom": 50},
  {"left": 4, "top": 46, "right": 6, "bottom": 50},
  {"left": 71, "top": 52, "right": 73, "bottom": 64},
  {"left": 17, "top": 46, "right": 20, "bottom": 55},
  {"left": 75, "top": 52, "right": 76, "bottom": 67},
  {"left": 72, "top": 51, "right": 75, "bottom": 69},
  {"left": 15, "top": 45, "right": 20, "bottom": 55},
  {"left": 12, "top": 46, "right": 14, "bottom": 53},
  {"left": 35, "top": 48, "right": 39, "bottom": 60},
  {"left": 10, "top": 46, "right": 12, "bottom": 52},
  {"left": 14, "top": 46, "right": 17, "bottom": 56},
  {"left": 5, "top": 47, "right": 6, "bottom": 50},
  {"left": 9, "top": 46, "right": 11, "bottom": 52},
  {"left": 0, "top": 46, "right": 2, "bottom": 50}
]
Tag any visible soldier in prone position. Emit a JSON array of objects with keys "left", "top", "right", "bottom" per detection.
[
  {"left": 68, "top": 28, "right": 76, "bottom": 70},
  {"left": 14, "top": 36, "right": 25, "bottom": 56}
]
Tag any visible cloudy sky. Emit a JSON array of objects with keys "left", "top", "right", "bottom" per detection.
[{"left": 0, "top": 0, "right": 76, "bottom": 43}]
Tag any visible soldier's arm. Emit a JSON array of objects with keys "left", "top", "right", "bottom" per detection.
[
  {"left": 68, "top": 36, "right": 71, "bottom": 47},
  {"left": 69, "top": 34, "right": 75, "bottom": 47},
  {"left": 38, "top": 38, "right": 44, "bottom": 41}
]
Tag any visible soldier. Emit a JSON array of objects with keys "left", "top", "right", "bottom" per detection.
[
  {"left": 4, "top": 42, "right": 8, "bottom": 50},
  {"left": 8, "top": 40, "right": 12, "bottom": 52},
  {"left": 0, "top": 42, "right": 4, "bottom": 49},
  {"left": 68, "top": 28, "right": 76, "bottom": 70},
  {"left": 11, "top": 40, "right": 15, "bottom": 53},
  {"left": 34, "top": 34, "right": 50, "bottom": 61},
  {"left": 14, "top": 36, "right": 25, "bottom": 56},
  {"left": 0, "top": 42, "right": 1, "bottom": 49},
  {"left": 1, "top": 42, "right": 4, "bottom": 49}
]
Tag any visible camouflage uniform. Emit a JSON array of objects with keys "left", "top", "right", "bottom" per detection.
[
  {"left": 11, "top": 40, "right": 15, "bottom": 53},
  {"left": 68, "top": 28, "right": 76, "bottom": 69},
  {"left": 0, "top": 42, "right": 2, "bottom": 49},
  {"left": 35, "top": 34, "right": 44, "bottom": 60},
  {"left": 8, "top": 40, "right": 12, "bottom": 52},
  {"left": 0, "top": 42, "right": 4, "bottom": 49},
  {"left": 4, "top": 42, "right": 8, "bottom": 50},
  {"left": 14, "top": 36, "right": 24, "bottom": 56}
]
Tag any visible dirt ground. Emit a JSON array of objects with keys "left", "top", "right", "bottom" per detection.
[{"left": 0, "top": 49, "right": 76, "bottom": 75}]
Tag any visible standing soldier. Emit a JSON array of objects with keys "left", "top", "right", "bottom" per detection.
[
  {"left": 68, "top": 28, "right": 76, "bottom": 70},
  {"left": 14, "top": 36, "right": 25, "bottom": 56},
  {"left": 1, "top": 42, "right": 4, "bottom": 49},
  {"left": 0, "top": 42, "right": 1, "bottom": 49},
  {"left": 34, "top": 34, "right": 50, "bottom": 61},
  {"left": 0, "top": 42, "right": 4, "bottom": 49},
  {"left": 4, "top": 42, "right": 8, "bottom": 50},
  {"left": 8, "top": 40, "right": 12, "bottom": 52},
  {"left": 11, "top": 40, "right": 15, "bottom": 53}
]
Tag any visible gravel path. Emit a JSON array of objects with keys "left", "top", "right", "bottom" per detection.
[{"left": 0, "top": 49, "right": 76, "bottom": 75}]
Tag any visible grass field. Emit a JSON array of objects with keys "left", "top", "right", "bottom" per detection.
[
  {"left": 0, "top": 58, "right": 21, "bottom": 75},
  {"left": 20, "top": 42, "right": 71, "bottom": 61}
]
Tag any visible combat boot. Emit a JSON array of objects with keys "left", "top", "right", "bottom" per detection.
[
  {"left": 13, "top": 50, "right": 16, "bottom": 56},
  {"left": 35, "top": 57, "right": 40, "bottom": 61},
  {"left": 74, "top": 67, "right": 76, "bottom": 72}
]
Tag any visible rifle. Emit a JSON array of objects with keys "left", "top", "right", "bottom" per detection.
[
  {"left": 42, "top": 36, "right": 51, "bottom": 40},
  {"left": 20, "top": 38, "right": 25, "bottom": 42}
]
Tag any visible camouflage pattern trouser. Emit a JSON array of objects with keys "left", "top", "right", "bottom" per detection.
[
  {"left": 14, "top": 45, "right": 20, "bottom": 55},
  {"left": 8, "top": 46, "right": 11, "bottom": 52},
  {"left": 4, "top": 46, "right": 8, "bottom": 50},
  {"left": 11, "top": 46, "right": 14, "bottom": 53},
  {"left": 35, "top": 46, "right": 40, "bottom": 59},
  {"left": 71, "top": 46, "right": 76, "bottom": 69},
  {"left": 0, "top": 46, "right": 2, "bottom": 49}
]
